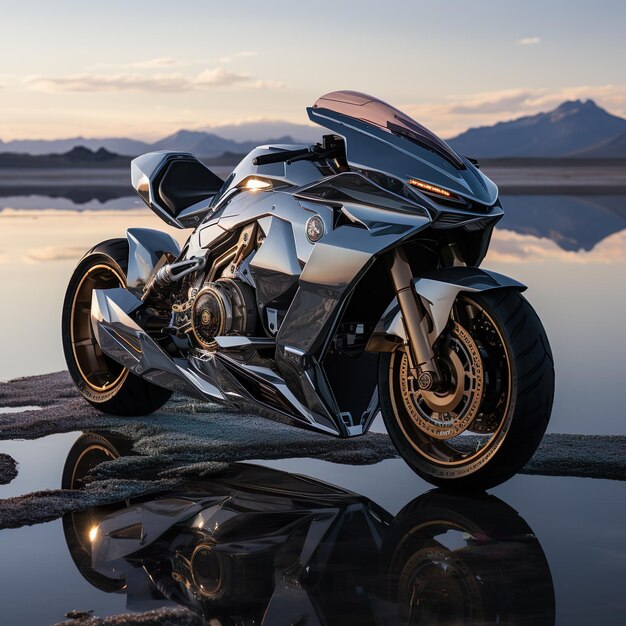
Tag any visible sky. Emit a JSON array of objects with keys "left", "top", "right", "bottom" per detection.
[{"left": 1, "top": 0, "right": 626, "bottom": 141}]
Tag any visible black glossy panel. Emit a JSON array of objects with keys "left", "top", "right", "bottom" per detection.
[
  {"left": 251, "top": 267, "right": 299, "bottom": 311},
  {"left": 277, "top": 287, "right": 340, "bottom": 354},
  {"left": 296, "top": 171, "right": 429, "bottom": 216},
  {"left": 157, "top": 158, "right": 224, "bottom": 217},
  {"left": 323, "top": 351, "right": 379, "bottom": 423}
]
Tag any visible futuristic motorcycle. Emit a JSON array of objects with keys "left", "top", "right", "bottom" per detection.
[{"left": 62, "top": 91, "right": 554, "bottom": 489}]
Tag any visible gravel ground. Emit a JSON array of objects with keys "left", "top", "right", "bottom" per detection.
[
  {"left": 0, "top": 452, "right": 18, "bottom": 485},
  {"left": 52, "top": 608, "right": 202, "bottom": 626},
  {"left": 0, "top": 372, "right": 396, "bottom": 465},
  {"left": 0, "top": 371, "right": 624, "bottom": 531}
]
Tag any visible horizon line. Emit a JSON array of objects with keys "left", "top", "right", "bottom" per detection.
[{"left": 0, "top": 97, "right": 612, "bottom": 145}]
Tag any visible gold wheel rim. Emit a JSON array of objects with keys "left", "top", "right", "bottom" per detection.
[
  {"left": 69, "top": 263, "right": 128, "bottom": 393},
  {"left": 389, "top": 296, "right": 513, "bottom": 467}
]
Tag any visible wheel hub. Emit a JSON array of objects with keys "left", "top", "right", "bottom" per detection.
[{"left": 399, "top": 322, "right": 484, "bottom": 440}]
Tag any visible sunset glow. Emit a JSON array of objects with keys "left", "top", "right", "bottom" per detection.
[{"left": 1, "top": 1, "right": 626, "bottom": 141}]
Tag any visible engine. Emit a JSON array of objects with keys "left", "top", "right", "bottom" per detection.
[{"left": 173, "top": 278, "right": 257, "bottom": 350}]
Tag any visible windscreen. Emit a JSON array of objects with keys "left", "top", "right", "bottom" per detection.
[{"left": 311, "top": 91, "right": 465, "bottom": 170}]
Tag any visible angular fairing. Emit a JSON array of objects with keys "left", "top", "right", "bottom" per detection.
[
  {"left": 308, "top": 91, "right": 498, "bottom": 206},
  {"left": 313, "top": 91, "right": 465, "bottom": 169},
  {"left": 131, "top": 151, "right": 224, "bottom": 228}
]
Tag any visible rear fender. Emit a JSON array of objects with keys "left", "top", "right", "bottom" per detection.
[
  {"left": 126, "top": 228, "right": 181, "bottom": 297},
  {"left": 371, "top": 267, "right": 526, "bottom": 350}
]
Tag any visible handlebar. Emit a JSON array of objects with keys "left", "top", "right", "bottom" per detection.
[{"left": 252, "top": 148, "right": 311, "bottom": 166}]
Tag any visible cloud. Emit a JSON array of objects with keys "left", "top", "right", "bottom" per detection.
[
  {"left": 517, "top": 36, "right": 541, "bottom": 45},
  {"left": 219, "top": 51, "right": 258, "bottom": 64},
  {"left": 23, "top": 67, "right": 283, "bottom": 93},
  {"left": 24, "top": 72, "right": 189, "bottom": 93},
  {"left": 252, "top": 79, "right": 285, "bottom": 89},
  {"left": 86, "top": 58, "right": 185, "bottom": 70},
  {"left": 448, "top": 89, "right": 537, "bottom": 115},
  {"left": 128, "top": 57, "right": 181, "bottom": 69},
  {"left": 399, "top": 84, "right": 626, "bottom": 138},
  {"left": 194, "top": 68, "right": 251, "bottom": 87}
]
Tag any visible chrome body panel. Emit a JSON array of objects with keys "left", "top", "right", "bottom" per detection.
[
  {"left": 91, "top": 287, "right": 342, "bottom": 434},
  {"left": 91, "top": 288, "right": 224, "bottom": 401},
  {"left": 379, "top": 267, "right": 526, "bottom": 346},
  {"left": 131, "top": 151, "right": 185, "bottom": 228},
  {"left": 214, "top": 336, "right": 275, "bottom": 350},
  {"left": 126, "top": 228, "right": 181, "bottom": 296},
  {"left": 249, "top": 215, "right": 301, "bottom": 308},
  {"left": 217, "top": 145, "right": 323, "bottom": 197},
  {"left": 176, "top": 197, "right": 214, "bottom": 228}
]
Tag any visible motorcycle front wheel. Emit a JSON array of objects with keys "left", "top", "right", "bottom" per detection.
[{"left": 379, "top": 289, "right": 554, "bottom": 490}]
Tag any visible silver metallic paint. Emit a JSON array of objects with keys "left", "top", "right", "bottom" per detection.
[
  {"left": 381, "top": 268, "right": 527, "bottom": 347},
  {"left": 91, "top": 287, "right": 342, "bottom": 434},
  {"left": 126, "top": 228, "right": 181, "bottom": 297}
]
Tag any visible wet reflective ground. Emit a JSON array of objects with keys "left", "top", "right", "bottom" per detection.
[{"left": 0, "top": 431, "right": 624, "bottom": 626}]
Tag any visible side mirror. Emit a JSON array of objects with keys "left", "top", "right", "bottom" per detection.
[{"left": 131, "top": 152, "right": 224, "bottom": 228}]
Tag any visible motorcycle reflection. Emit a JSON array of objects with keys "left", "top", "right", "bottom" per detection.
[{"left": 62, "top": 433, "right": 555, "bottom": 625}]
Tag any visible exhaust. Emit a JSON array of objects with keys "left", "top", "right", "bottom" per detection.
[{"left": 142, "top": 256, "right": 206, "bottom": 301}]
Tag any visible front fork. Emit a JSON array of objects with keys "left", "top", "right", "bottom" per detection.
[{"left": 387, "top": 247, "right": 441, "bottom": 390}]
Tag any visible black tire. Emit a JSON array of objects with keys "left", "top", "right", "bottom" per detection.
[
  {"left": 381, "top": 490, "right": 555, "bottom": 625},
  {"left": 379, "top": 289, "right": 554, "bottom": 490},
  {"left": 62, "top": 432, "right": 134, "bottom": 593},
  {"left": 62, "top": 238, "right": 172, "bottom": 416}
]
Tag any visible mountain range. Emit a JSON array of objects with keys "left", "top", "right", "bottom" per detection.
[
  {"left": 2, "top": 101, "right": 626, "bottom": 158},
  {"left": 447, "top": 100, "right": 626, "bottom": 158},
  {"left": 0, "top": 121, "right": 320, "bottom": 158}
]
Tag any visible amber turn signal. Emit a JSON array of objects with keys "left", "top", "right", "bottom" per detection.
[{"left": 407, "top": 179, "right": 453, "bottom": 198}]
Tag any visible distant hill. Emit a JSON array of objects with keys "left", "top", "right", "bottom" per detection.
[
  {"left": 205, "top": 121, "right": 320, "bottom": 143},
  {"left": 4, "top": 101, "right": 626, "bottom": 159},
  {"left": 0, "top": 121, "right": 318, "bottom": 158},
  {"left": 0, "top": 146, "right": 131, "bottom": 168},
  {"left": 0, "top": 146, "right": 254, "bottom": 169},
  {"left": 448, "top": 100, "right": 626, "bottom": 158},
  {"left": 0, "top": 137, "right": 152, "bottom": 157},
  {"left": 151, "top": 130, "right": 301, "bottom": 156}
]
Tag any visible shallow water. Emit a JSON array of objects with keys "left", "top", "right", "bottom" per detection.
[
  {"left": 0, "top": 191, "right": 624, "bottom": 435},
  {"left": 0, "top": 431, "right": 624, "bottom": 626},
  {"left": 0, "top": 431, "right": 80, "bottom": 498}
]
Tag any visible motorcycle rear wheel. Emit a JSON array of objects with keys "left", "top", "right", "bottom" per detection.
[
  {"left": 379, "top": 289, "right": 554, "bottom": 490},
  {"left": 62, "top": 238, "right": 172, "bottom": 415}
]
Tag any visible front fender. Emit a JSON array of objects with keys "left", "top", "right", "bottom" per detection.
[{"left": 371, "top": 267, "right": 526, "bottom": 350}]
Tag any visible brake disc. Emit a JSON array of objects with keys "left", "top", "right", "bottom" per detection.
[{"left": 398, "top": 322, "right": 484, "bottom": 440}]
